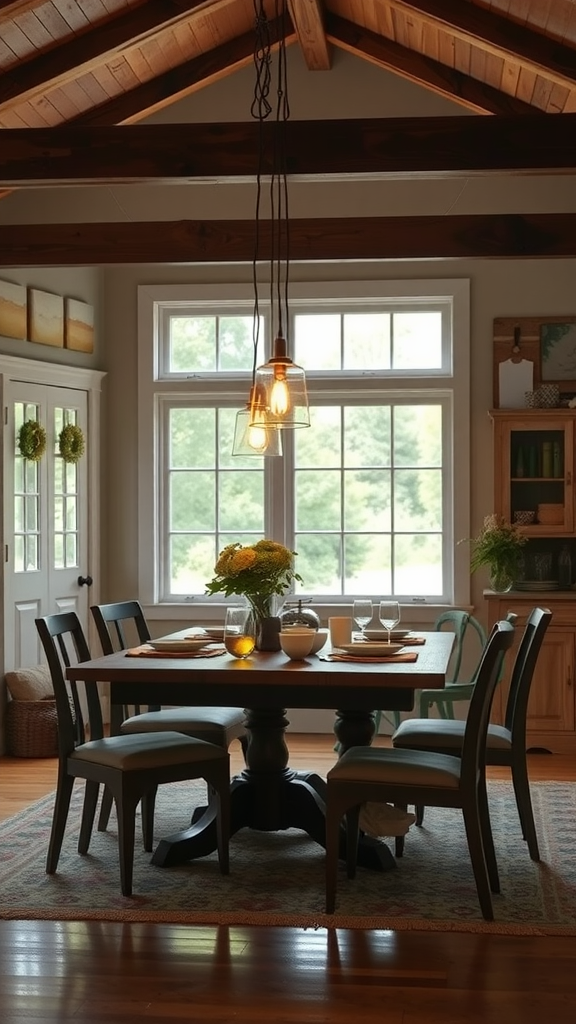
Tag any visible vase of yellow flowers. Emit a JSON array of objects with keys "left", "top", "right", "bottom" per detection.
[
  {"left": 205, "top": 540, "right": 302, "bottom": 650},
  {"left": 467, "top": 514, "right": 527, "bottom": 593}
]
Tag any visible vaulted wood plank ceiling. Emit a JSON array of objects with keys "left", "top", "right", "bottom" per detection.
[
  {"left": 1, "top": 0, "right": 576, "bottom": 126},
  {"left": 0, "top": 0, "right": 575, "bottom": 265}
]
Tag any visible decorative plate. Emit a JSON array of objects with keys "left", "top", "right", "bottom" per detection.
[
  {"left": 363, "top": 629, "right": 411, "bottom": 641},
  {"left": 338, "top": 642, "right": 405, "bottom": 657},
  {"left": 149, "top": 639, "right": 212, "bottom": 653}
]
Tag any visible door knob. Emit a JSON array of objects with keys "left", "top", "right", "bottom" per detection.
[{"left": 78, "top": 575, "right": 93, "bottom": 587}]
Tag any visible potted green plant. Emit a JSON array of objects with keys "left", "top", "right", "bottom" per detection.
[{"left": 467, "top": 514, "right": 527, "bottom": 593}]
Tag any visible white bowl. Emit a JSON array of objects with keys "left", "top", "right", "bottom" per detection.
[
  {"left": 310, "top": 628, "right": 328, "bottom": 653},
  {"left": 279, "top": 631, "right": 315, "bottom": 660},
  {"left": 280, "top": 626, "right": 328, "bottom": 654}
]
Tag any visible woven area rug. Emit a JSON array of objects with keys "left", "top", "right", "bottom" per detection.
[{"left": 1, "top": 780, "right": 575, "bottom": 935}]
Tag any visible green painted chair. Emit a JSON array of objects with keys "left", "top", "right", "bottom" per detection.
[
  {"left": 376, "top": 610, "right": 486, "bottom": 734},
  {"left": 417, "top": 611, "right": 487, "bottom": 719}
]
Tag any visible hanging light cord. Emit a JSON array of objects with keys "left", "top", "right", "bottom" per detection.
[
  {"left": 251, "top": 1, "right": 272, "bottom": 386},
  {"left": 271, "top": 0, "right": 290, "bottom": 346},
  {"left": 252, "top": 0, "right": 290, "bottom": 361}
]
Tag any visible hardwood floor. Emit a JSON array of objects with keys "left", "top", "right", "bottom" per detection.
[{"left": 1, "top": 734, "right": 576, "bottom": 1023}]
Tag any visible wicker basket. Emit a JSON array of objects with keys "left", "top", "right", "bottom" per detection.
[{"left": 6, "top": 697, "right": 60, "bottom": 758}]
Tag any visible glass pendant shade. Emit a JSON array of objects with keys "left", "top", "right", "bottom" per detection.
[
  {"left": 253, "top": 333, "right": 310, "bottom": 429},
  {"left": 232, "top": 387, "right": 283, "bottom": 457}
]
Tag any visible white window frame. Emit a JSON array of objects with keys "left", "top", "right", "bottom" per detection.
[{"left": 137, "top": 278, "right": 470, "bottom": 623}]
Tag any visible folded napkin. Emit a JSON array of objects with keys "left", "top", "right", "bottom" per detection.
[
  {"left": 319, "top": 651, "right": 418, "bottom": 664},
  {"left": 392, "top": 636, "right": 425, "bottom": 646},
  {"left": 359, "top": 802, "right": 416, "bottom": 838},
  {"left": 126, "top": 644, "right": 225, "bottom": 659}
]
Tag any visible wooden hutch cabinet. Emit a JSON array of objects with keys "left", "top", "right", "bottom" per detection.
[{"left": 487, "top": 410, "right": 576, "bottom": 754}]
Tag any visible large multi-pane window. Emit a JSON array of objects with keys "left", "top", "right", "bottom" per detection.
[{"left": 138, "top": 280, "right": 470, "bottom": 611}]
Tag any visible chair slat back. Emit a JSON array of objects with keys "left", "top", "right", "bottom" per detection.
[
  {"left": 504, "top": 607, "right": 552, "bottom": 740},
  {"left": 90, "top": 600, "right": 151, "bottom": 654},
  {"left": 434, "top": 610, "right": 470, "bottom": 683},
  {"left": 460, "top": 619, "right": 515, "bottom": 789},
  {"left": 35, "top": 612, "right": 101, "bottom": 755}
]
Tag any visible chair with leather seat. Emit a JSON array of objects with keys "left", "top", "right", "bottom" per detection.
[
  {"left": 325, "top": 619, "right": 515, "bottom": 920},
  {"left": 392, "top": 606, "right": 551, "bottom": 862},
  {"left": 35, "top": 611, "right": 230, "bottom": 897},
  {"left": 91, "top": 600, "right": 248, "bottom": 830}
]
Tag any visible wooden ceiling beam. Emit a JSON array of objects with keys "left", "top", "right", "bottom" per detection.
[
  {"left": 0, "top": 0, "right": 232, "bottom": 112},
  {"left": 288, "top": 0, "right": 331, "bottom": 70},
  {"left": 0, "top": 114, "right": 574, "bottom": 185},
  {"left": 388, "top": 0, "right": 576, "bottom": 90},
  {"left": 0, "top": 214, "right": 574, "bottom": 266},
  {"left": 326, "top": 15, "right": 542, "bottom": 115}
]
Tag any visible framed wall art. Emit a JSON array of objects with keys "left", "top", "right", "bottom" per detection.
[
  {"left": 65, "top": 298, "right": 94, "bottom": 353},
  {"left": 493, "top": 315, "right": 576, "bottom": 408},
  {"left": 0, "top": 279, "right": 27, "bottom": 340},
  {"left": 27, "top": 288, "right": 64, "bottom": 347}
]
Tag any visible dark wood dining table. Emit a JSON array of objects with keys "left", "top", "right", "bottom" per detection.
[{"left": 67, "top": 630, "right": 454, "bottom": 872}]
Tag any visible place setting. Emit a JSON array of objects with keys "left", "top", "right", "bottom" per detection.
[
  {"left": 320, "top": 601, "right": 422, "bottom": 663},
  {"left": 125, "top": 633, "right": 227, "bottom": 658}
]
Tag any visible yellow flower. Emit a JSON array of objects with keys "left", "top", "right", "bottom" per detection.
[
  {"left": 228, "top": 548, "right": 257, "bottom": 574},
  {"left": 205, "top": 539, "right": 303, "bottom": 617}
]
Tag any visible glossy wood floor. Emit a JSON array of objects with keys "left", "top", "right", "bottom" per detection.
[{"left": 2, "top": 734, "right": 576, "bottom": 1024}]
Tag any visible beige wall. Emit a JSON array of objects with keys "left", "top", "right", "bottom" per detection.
[
  {"left": 101, "top": 257, "right": 576, "bottom": 640},
  {"left": 1, "top": 47, "right": 575, "bottom": 644}
]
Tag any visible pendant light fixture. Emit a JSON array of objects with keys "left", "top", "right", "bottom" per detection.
[
  {"left": 231, "top": 5, "right": 283, "bottom": 457},
  {"left": 250, "top": 0, "right": 310, "bottom": 432}
]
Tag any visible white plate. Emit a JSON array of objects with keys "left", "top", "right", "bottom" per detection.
[
  {"left": 363, "top": 629, "right": 411, "bottom": 641},
  {"left": 149, "top": 639, "right": 212, "bottom": 653},
  {"left": 338, "top": 642, "right": 405, "bottom": 657},
  {"left": 197, "top": 627, "right": 225, "bottom": 641}
]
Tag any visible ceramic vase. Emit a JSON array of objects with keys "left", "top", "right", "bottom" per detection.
[{"left": 254, "top": 614, "right": 282, "bottom": 651}]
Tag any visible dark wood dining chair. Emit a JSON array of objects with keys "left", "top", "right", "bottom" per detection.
[
  {"left": 36, "top": 611, "right": 231, "bottom": 897},
  {"left": 392, "top": 606, "right": 552, "bottom": 861},
  {"left": 325, "top": 619, "right": 516, "bottom": 920},
  {"left": 91, "top": 600, "right": 247, "bottom": 829}
]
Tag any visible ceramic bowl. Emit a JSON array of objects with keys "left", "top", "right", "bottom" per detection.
[
  {"left": 280, "top": 626, "right": 328, "bottom": 654},
  {"left": 279, "top": 630, "right": 315, "bottom": 660},
  {"left": 310, "top": 628, "right": 328, "bottom": 654}
]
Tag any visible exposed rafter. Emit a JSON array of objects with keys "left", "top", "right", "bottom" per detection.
[
  {"left": 326, "top": 15, "right": 542, "bottom": 115},
  {"left": 289, "top": 0, "right": 331, "bottom": 70},
  {"left": 66, "top": 21, "right": 291, "bottom": 127},
  {"left": 0, "top": 0, "right": 233, "bottom": 113},
  {"left": 1, "top": 214, "right": 575, "bottom": 267},
  {"left": 1, "top": 115, "right": 574, "bottom": 186},
  {"left": 387, "top": 0, "right": 576, "bottom": 91}
]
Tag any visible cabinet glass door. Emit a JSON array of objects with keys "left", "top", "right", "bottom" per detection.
[{"left": 499, "top": 417, "right": 573, "bottom": 535}]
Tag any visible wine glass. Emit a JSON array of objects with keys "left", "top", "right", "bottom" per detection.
[
  {"left": 353, "top": 599, "right": 373, "bottom": 641},
  {"left": 378, "top": 600, "right": 400, "bottom": 644},
  {"left": 224, "top": 605, "right": 256, "bottom": 660}
]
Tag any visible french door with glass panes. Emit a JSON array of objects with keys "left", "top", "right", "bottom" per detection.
[{"left": 4, "top": 381, "right": 90, "bottom": 671}]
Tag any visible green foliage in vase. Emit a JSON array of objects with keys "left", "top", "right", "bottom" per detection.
[
  {"left": 465, "top": 514, "right": 527, "bottom": 579},
  {"left": 205, "top": 540, "right": 303, "bottom": 620}
]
